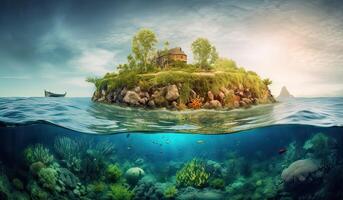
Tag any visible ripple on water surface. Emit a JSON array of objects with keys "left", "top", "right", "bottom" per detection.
[{"left": 0, "top": 97, "right": 342, "bottom": 134}]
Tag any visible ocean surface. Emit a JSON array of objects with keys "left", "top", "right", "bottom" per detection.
[
  {"left": 0, "top": 97, "right": 342, "bottom": 134},
  {"left": 0, "top": 97, "right": 342, "bottom": 200}
]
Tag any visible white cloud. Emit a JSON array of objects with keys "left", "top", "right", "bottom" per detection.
[{"left": 71, "top": 48, "right": 115, "bottom": 76}]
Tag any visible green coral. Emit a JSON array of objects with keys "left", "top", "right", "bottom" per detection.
[
  {"left": 176, "top": 159, "right": 210, "bottom": 188},
  {"left": 106, "top": 164, "right": 122, "bottom": 182},
  {"left": 12, "top": 178, "right": 24, "bottom": 190},
  {"left": 107, "top": 184, "right": 133, "bottom": 200},
  {"left": 37, "top": 167, "right": 58, "bottom": 190},
  {"left": 54, "top": 136, "right": 81, "bottom": 172},
  {"left": 29, "top": 182, "right": 49, "bottom": 200},
  {"left": 209, "top": 178, "right": 225, "bottom": 190},
  {"left": 303, "top": 133, "right": 334, "bottom": 160},
  {"left": 88, "top": 181, "right": 107, "bottom": 193},
  {"left": 164, "top": 185, "right": 178, "bottom": 199},
  {"left": 24, "top": 144, "right": 54, "bottom": 166}
]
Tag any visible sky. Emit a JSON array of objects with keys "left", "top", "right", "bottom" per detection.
[{"left": 0, "top": 0, "right": 342, "bottom": 97}]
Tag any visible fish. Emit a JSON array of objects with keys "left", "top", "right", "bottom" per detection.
[
  {"left": 196, "top": 140, "right": 205, "bottom": 144},
  {"left": 278, "top": 148, "right": 287, "bottom": 154},
  {"left": 126, "top": 134, "right": 130, "bottom": 138}
]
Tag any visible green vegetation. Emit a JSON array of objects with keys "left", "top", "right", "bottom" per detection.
[
  {"left": 107, "top": 184, "right": 133, "bottom": 200},
  {"left": 176, "top": 159, "right": 210, "bottom": 188},
  {"left": 24, "top": 144, "right": 54, "bottom": 166},
  {"left": 88, "top": 28, "right": 274, "bottom": 110},
  {"left": 106, "top": 164, "right": 122, "bottom": 182},
  {"left": 164, "top": 185, "right": 178, "bottom": 198},
  {"left": 37, "top": 167, "right": 58, "bottom": 190},
  {"left": 209, "top": 178, "right": 225, "bottom": 190},
  {"left": 191, "top": 37, "right": 218, "bottom": 69}
]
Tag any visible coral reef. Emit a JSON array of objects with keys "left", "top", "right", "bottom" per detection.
[
  {"left": 54, "top": 137, "right": 81, "bottom": 172},
  {"left": 24, "top": 144, "right": 54, "bottom": 165},
  {"left": 164, "top": 185, "right": 178, "bottom": 199},
  {"left": 107, "top": 184, "right": 134, "bottom": 200},
  {"left": 106, "top": 164, "right": 122, "bottom": 182},
  {"left": 37, "top": 167, "right": 58, "bottom": 190},
  {"left": 176, "top": 159, "right": 210, "bottom": 188}
]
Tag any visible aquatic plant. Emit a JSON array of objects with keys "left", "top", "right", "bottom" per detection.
[
  {"left": 176, "top": 159, "right": 210, "bottom": 188},
  {"left": 107, "top": 184, "right": 134, "bottom": 200},
  {"left": 0, "top": 174, "right": 10, "bottom": 200},
  {"left": 76, "top": 139, "right": 116, "bottom": 180},
  {"left": 303, "top": 133, "right": 335, "bottom": 160},
  {"left": 24, "top": 144, "right": 54, "bottom": 165},
  {"left": 29, "top": 182, "right": 49, "bottom": 200},
  {"left": 106, "top": 164, "right": 122, "bottom": 182},
  {"left": 209, "top": 178, "right": 225, "bottom": 190},
  {"left": 30, "top": 161, "right": 46, "bottom": 175},
  {"left": 164, "top": 185, "right": 178, "bottom": 199},
  {"left": 37, "top": 167, "right": 58, "bottom": 190},
  {"left": 88, "top": 181, "right": 107, "bottom": 193},
  {"left": 12, "top": 178, "right": 24, "bottom": 190},
  {"left": 54, "top": 136, "right": 81, "bottom": 172}
]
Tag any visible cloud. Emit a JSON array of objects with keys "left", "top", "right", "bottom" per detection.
[{"left": 71, "top": 48, "right": 116, "bottom": 76}]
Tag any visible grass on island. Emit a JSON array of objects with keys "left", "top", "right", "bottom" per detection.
[{"left": 88, "top": 58, "right": 271, "bottom": 104}]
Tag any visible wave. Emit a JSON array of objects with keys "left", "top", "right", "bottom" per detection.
[{"left": 0, "top": 97, "right": 342, "bottom": 134}]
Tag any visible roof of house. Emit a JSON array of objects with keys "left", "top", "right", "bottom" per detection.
[{"left": 168, "top": 47, "right": 186, "bottom": 55}]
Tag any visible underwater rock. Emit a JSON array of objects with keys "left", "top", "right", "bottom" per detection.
[
  {"left": 125, "top": 167, "right": 145, "bottom": 185},
  {"left": 206, "top": 160, "right": 222, "bottom": 176},
  {"left": 133, "top": 178, "right": 164, "bottom": 200},
  {"left": 281, "top": 159, "right": 323, "bottom": 191}
]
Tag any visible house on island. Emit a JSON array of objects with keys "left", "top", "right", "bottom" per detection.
[{"left": 156, "top": 47, "right": 187, "bottom": 68}]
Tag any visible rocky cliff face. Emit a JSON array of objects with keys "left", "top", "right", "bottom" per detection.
[
  {"left": 277, "top": 86, "right": 294, "bottom": 99},
  {"left": 92, "top": 83, "right": 275, "bottom": 110}
]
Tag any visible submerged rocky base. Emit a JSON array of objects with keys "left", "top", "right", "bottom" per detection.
[
  {"left": 92, "top": 83, "right": 275, "bottom": 110},
  {"left": 0, "top": 131, "right": 342, "bottom": 200}
]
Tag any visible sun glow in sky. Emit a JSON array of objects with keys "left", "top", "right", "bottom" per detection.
[{"left": 0, "top": 0, "right": 342, "bottom": 97}]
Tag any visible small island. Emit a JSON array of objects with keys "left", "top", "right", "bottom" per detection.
[{"left": 88, "top": 29, "right": 275, "bottom": 110}]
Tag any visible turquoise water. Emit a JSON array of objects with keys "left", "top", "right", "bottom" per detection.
[{"left": 0, "top": 97, "right": 342, "bottom": 199}]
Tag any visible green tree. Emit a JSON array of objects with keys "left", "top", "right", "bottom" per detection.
[
  {"left": 191, "top": 38, "right": 218, "bottom": 69},
  {"left": 263, "top": 78, "right": 272, "bottom": 86},
  {"left": 132, "top": 28, "right": 157, "bottom": 72}
]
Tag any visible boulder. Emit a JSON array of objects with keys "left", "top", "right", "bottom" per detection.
[
  {"left": 125, "top": 167, "right": 145, "bottom": 185},
  {"left": 204, "top": 100, "right": 222, "bottom": 109},
  {"left": 123, "top": 91, "right": 141, "bottom": 106},
  {"left": 165, "top": 85, "right": 179, "bottom": 101},
  {"left": 281, "top": 159, "right": 319, "bottom": 184},
  {"left": 218, "top": 92, "right": 225, "bottom": 101},
  {"left": 207, "top": 91, "right": 214, "bottom": 101},
  {"left": 147, "top": 100, "right": 155, "bottom": 107}
]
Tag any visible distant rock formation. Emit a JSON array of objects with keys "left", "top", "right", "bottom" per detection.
[{"left": 277, "top": 86, "right": 294, "bottom": 100}]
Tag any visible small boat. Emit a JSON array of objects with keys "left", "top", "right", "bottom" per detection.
[{"left": 44, "top": 90, "right": 66, "bottom": 97}]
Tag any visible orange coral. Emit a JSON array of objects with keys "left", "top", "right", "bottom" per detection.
[{"left": 189, "top": 97, "right": 202, "bottom": 109}]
